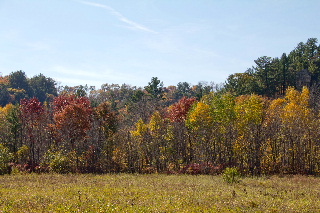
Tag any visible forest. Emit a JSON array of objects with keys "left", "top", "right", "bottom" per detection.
[{"left": 1, "top": 38, "right": 320, "bottom": 176}]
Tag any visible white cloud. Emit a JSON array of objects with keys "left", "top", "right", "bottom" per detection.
[
  {"left": 79, "top": 1, "right": 158, "bottom": 34},
  {"left": 50, "top": 65, "right": 145, "bottom": 87}
]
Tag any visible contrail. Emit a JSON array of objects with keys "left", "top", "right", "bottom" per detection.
[{"left": 79, "top": 1, "right": 158, "bottom": 34}]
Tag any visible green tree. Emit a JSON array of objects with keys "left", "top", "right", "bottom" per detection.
[
  {"left": 204, "top": 92, "right": 236, "bottom": 165},
  {"left": 8, "top": 70, "right": 32, "bottom": 101},
  {"left": 224, "top": 70, "right": 261, "bottom": 96},
  {"left": 29, "top": 74, "right": 57, "bottom": 102},
  {"left": 192, "top": 81, "right": 212, "bottom": 100},
  {"left": 175, "top": 82, "right": 192, "bottom": 99},
  {"left": 254, "top": 56, "right": 277, "bottom": 96},
  {"left": 145, "top": 77, "right": 164, "bottom": 99},
  {"left": 0, "top": 84, "right": 10, "bottom": 107}
]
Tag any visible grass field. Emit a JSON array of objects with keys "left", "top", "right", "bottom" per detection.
[{"left": 0, "top": 173, "right": 319, "bottom": 212}]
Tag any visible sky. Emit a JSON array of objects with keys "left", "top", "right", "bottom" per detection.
[{"left": 1, "top": 0, "right": 320, "bottom": 89}]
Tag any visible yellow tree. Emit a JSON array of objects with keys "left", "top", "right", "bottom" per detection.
[
  {"left": 261, "top": 98, "right": 286, "bottom": 174},
  {"left": 130, "top": 118, "right": 150, "bottom": 172},
  {"left": 148, "top": 111, "right": 168, "bottom": 172},
  {"left": 263, "top": 87, "right": 316, "bottom": 174},
  {"left": 186, "top": 102, "right": 214, "bottom": 163},
  {"left": 281, "top": 87, "right": 314, "bottom": 173},
  {"left": 234, "top": 94, "right": 265, "bottom": 174}
]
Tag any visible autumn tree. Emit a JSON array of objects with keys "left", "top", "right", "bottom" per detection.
[
  {"left": 130, "top": 118, "right": 150, "bottom": 172},
  {"left": 166, "top": 97, "right": 197, "bottom": 168},
  {"left": 167, "top": 97, "right": 197, "bottom": 123},
  {"left": 233, "top": 94, "right": 265, "bottom": 174},
  {"left": 186, "top": 102, "right": 214, "bottom": 163},
  {"left": 261, "top": 87, "right": 319, "bottom": 174},
  {"left": 0, "top": 104, "right": 21, "bottom": 153},
  {"left": 20, "top": 98, "right": 46, "bottom": 166},
  {"left": 203, "top": 92, "right": 236, "bottom": 166},
  {"left": 148, "top": 111, "right": 169, "bottom": 172},
  {"left": 53, "top": 95, "right": 92, "bottom": 153},
  {"left": 280, "top": 87, "right": 314, "bottom": 173},
  {"left": 92, "top": 101, "right": 118, "bottom": 172}
]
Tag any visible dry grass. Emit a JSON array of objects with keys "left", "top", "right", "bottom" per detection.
[{"left": 0, "top": 174, "right": 319, "bottom": 212}]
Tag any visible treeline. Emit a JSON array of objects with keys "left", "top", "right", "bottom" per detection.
[
  {"left": 1, "top": 38, "right": 320, "bottom": 175},
  {"left": 224, "top": 38, "right": 320, "bottom": 97},
  {"left": 0, "top": 70, "right": 57, "bottom": 106}
]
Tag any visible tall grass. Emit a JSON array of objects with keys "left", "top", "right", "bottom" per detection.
[{"left": 0, "top": 174, "right": 319, "bottom": 212}]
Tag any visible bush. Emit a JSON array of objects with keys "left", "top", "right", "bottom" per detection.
[
  {"left": 16, "top": 145, "right": 30, "bottom": 164},
  {"left": 223, "top": 167, "right": 241, "bottom": 184},
  {"left": 49, "top": 152, "right": 75, "bottom": 174},
  {"left": 0, "top": 144, "right": 13, "bottom": 175}
]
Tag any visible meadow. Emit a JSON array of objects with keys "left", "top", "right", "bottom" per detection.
[{"left": 0, "top": 174, "right": 319, "bottom": 212}]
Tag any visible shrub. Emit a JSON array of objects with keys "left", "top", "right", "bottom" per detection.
[
  {"left": 0, "top": 144, "right": 13, "bottom": 175},
  {"left": 223, "top": 167, "right": 241, "bottom": 184},
  {"left": 16, "top": 145, "right": 30, "bottom": 164},
  {"left": 49, "top": 152, "right": 74, "bottom": 174}
]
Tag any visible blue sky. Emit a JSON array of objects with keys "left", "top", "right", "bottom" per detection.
[{"left": 1, "top": 0, "right": 320, "bottom": 88}]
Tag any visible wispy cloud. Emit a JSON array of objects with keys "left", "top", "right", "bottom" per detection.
[
  {"left": 79, "top": 1, "right": 157, "bottom": 34},
  {"left": 51, "top": 65, "right": 144, "bottom": 87}
]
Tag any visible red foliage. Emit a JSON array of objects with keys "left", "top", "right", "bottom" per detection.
[
  {"left": 179, "top": 162, "right": 224, "bottom": 175},
  {"left": 54, "top": 104, "right": 92, "bottom": 143},
  {"left": 53, "top": 95, "right": 91, "bottom": 114},
  {"left": 53, "top": 95, "right": 93, "bottom": 149},
  {"left": 167, "top": 97, "right": 197, "bottom": 122},
  {"left": 20, "top": 98, "right": 44, "bottom": 117}
]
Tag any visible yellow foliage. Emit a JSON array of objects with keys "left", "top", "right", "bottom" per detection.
[
  {"left": 285, "top": 86, "right": 310, "bottom": 107},
  {"left": 301, "top": 86, "right": 310, "bottom": 107},
  {"left": 0, "top": 106, "right": 4, "bottom": 120},
  {"left": 131, "top": 118, "right": 148, "bottom": 138},
  {"left": 282, "top": 86, "right": 311, "bottom": 125},
  {"left": 186, "top": 102, "right": 213, "bottom": 131},
  {"left": 0, "top": 104, "right": 15, "bottom": 124},
  {"left": 149, "top": 111, "right": 163, "bottom": 135},
  {"left": 1, "top": 103, "right": 14, "bottom": 115},
  {"left": 268, "top": 98, "right": 286, "bottom": 113},
  {"left": 164, "top": 124, "right": 174, "bottom": 141},
  {"left": 7, "top": 88, "right": 26, "bottom": 94},
  {"left": 235, "top": 94, "right": 264, "bottom": 133},
  {"left": 266, "top": 87, "right": 311, "bottom": 130}
]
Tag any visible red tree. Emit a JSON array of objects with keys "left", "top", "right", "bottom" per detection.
[
  {"left": 53, "top": 95, "right": 92, "bottom": 152},
  {"left": 20, "top": 98, "right": 45, "bottom": 167},
  {"left": 167, "top": 97, "right": 197, "bottom": 122}
]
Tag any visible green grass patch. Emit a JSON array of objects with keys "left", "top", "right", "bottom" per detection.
[{"left": 0, "top": 174, "right": 319, "bottom": 212}]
